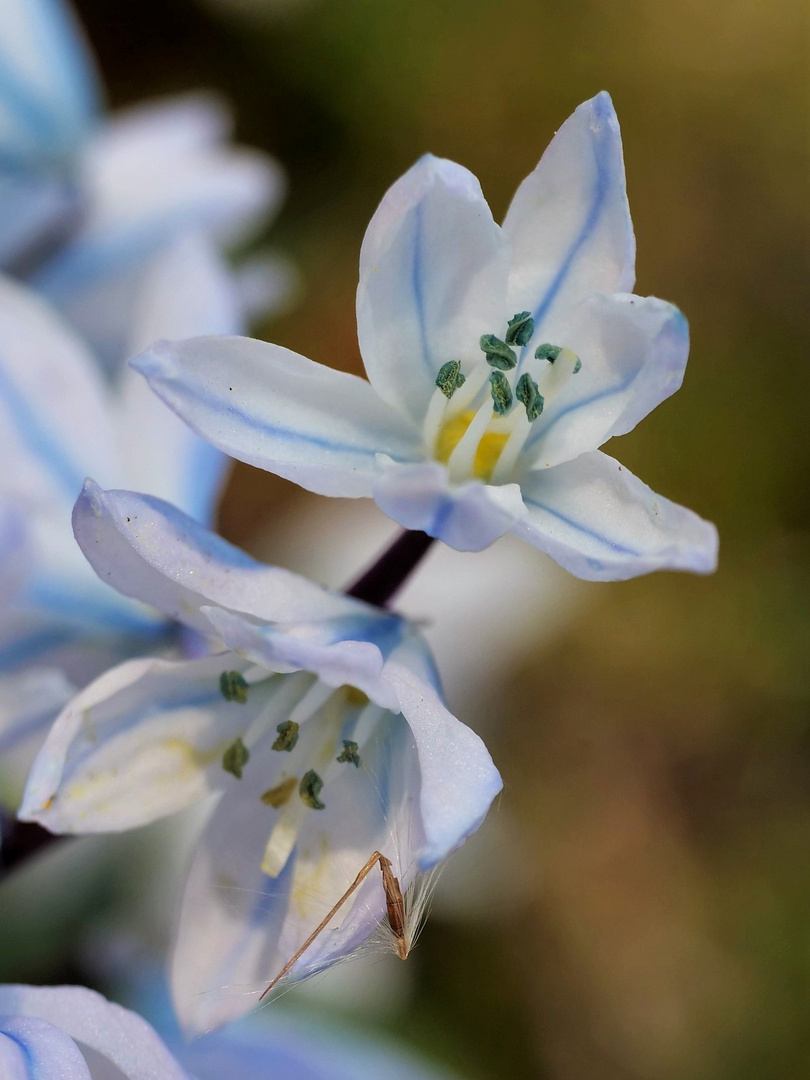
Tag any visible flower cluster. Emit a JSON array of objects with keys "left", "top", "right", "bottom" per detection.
[{"left": 0, "top": 0, "right": 718, "bottom": 1073}]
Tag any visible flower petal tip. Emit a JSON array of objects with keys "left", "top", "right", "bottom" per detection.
[{"left": 129, "top": 340, "right": 176, "bottom": 380}]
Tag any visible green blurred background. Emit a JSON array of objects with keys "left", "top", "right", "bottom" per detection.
[{"left": 2, "top": 0, "right": 808, "bottom": 1076}]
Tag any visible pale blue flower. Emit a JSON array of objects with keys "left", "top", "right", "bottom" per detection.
[
  {"left": 0, "top": 236, "right": 242, "bottom": 755},
  {"left": 0, "top": 984, "right": 456, "bottom": 1079},
  {"left": 0, "top": 984, "right": 189, "bottom": 1079},
  {"left": 135, "top": 92, "right": 718, "bottom": 579},
  {"left": 20, "top": 482, "right": 502, "bottom": 1033},
  {"left": 0, "top": 0, "right": 99, "bottom": 268},
  {"left": 0, "top": 0, "right": 284, "bottom": 363}
]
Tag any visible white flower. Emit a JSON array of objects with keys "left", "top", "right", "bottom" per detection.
[
  {"left": 0, "top": 236, "right": 241, "bottom": 756},
  {"left": 20, "top": 482, "right": 502, "bottom": 1033},
  {"left": 134, "top": 92, "right": 718, "bottom": 579},
  {"left": 0, "top": 0, "right": 285, "bottom": 362},
  {"left": 0, "top": 984, "right": 190, "bottom": 1079}
]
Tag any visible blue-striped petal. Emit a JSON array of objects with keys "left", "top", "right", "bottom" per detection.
[
  {"left": 0, "top": 275, "right": 118, "bottom": 508},
  {"left": 131, "top": 336, "right": 421, "bottom": 498},
  {"left": 357, "top": 154, "right": 509, "bottom": 426},
  {"left": 117, "top": 231, "right": 241, "bottom": 524},
  {"left": 520, "top": 293, "right": 690, "bottom": 469},
  {"left": 513, "top": 450, "right": 718, "bottom": 580},
  {"left": 0, "top": 986, "right": 189, "bottom": 1080},
  {"left": 0, "top": 1015, "right": 90, "bottom": 1079},
  {"left": 502, "top": 92, "right": 635, "bottom": 361},
  {"left": 19, "top": 651, "right": 279, "bottom": 832},
  {"left": 0, "top": 0, "right": 99, "bottom": 166},
  {"left": 372, "top": 459, "right": 526, "bottom": 551},
  {"left": 72, "top": 483, "right": 381, "bottom": 636}
]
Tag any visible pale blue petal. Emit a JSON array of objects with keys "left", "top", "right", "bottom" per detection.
[
  {"left": 384, "top": 634, "right": 503, "bottom": 868},
  {"left": 521, "top": 293, "right": 690, "bottom": 468},
  {"left": 0, "top": 1015, "right": 90, "bottom": 1080},
  {"left": 0, "top": 173, "right": 79, "bottom": 271},
  {"left": 0, "top": 986, "right": 189, "bottom": 1080},
  {"left": 172, "top": 716, "right": 420, "bottom": 1033},
  {"left": 0, "top": 275, "right": 119, "bottom": 507},
  {"left": 0, "top": 667, "right": 75, "bottom": 753},
  {"left": 72, "top": 482, "right": 371, "bottom": 635},
  {"left": 117, "top": 231, "right": 241, "bottom": 523},
  {"left": 0, "top": 0, "right": 99, "bottom": 166},
  {"left": 357, "top": 154, "right": 509, "bottom": 425},
  {"left": 33, "top": 96, "right": 282, "bottom": 353},
  {"left": 502, "top": 92, "right": 635, "bottom": 362},
  {"left": 372, "top": 459, "right": 526, "bottom": 551},
  {"left": 183, "top": 1014, "right": 459, "bottom": 1080},
  {"left": 132, "top": 336, "right": 421, "bottom": 497},
  {"left": 19, "top": 651, "right": 275, "bottom": 832},
  {"left": 513, "top": 450, "right": 719, "bottom": 580},
  {"left": 0, "top": 502, "right": 30, "bottom": 607},
  {"left": 202, "top": 605, "right": 403, "bottom": 711}
]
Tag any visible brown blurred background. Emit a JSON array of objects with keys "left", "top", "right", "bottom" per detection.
[{"left": 2, "top": 0, "right": 808, "bottom": 1076}]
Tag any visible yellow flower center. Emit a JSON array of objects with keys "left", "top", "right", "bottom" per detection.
[{"left": 435, "top": 409, "right": 509, "bottom": 481}]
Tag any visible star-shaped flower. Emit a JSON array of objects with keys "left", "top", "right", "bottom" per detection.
[
  {"left": 20, "top": 482, "right": 501, "bottom": 1033},
  {"left": 134, "top": 92, "right": 718, "bottom": 579}
]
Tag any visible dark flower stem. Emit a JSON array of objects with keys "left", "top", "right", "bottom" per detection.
[
  {"left": 345, "top": 529, "right": 436, "bottom": 607},
  {"left": 0, "top": 530, "right": 437, "bottom": 882},
  {"left": 0, "top": 811, "right": 64, "bottom": 880}
]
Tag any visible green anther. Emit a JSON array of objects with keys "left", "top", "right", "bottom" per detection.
[
  {"left": 535, "top": 343, "right": 562, "bottom": 362},
  {"left": 480, "top": 334, "right": 517, "bottom": 371},
  {"left": 336, "top": 740, "right": 361, "bottom": 768},
  {"left": 573, "top": 358, "right": 582, "bottom": 374},
  {"left": 489, "top": 370, "right": 513, "bottom": 415},
  {"left": 222, "top": 737, "right": 250, "bottom": 779},
  {"left": 272, "top": 720, "right": 299, "bottom": 752},
  {"left": 505, "top": 311, "right": 535, "bottom": 347},
  {"left": 299, "top": 769, "right": 325, "bottom": 810},
  {"left": 219, "top": 670, "right": 249, "bottom": 704},
  {"left": 435, "top": 360, "right": 466, "bottom": 399},
  {"left": 515, "top": 372, "right": 545, "bottom": 421}
]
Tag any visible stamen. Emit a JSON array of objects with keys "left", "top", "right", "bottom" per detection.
[
  {"left": 535, "top": 343, "right": 562, "bottom": 362},
  {"left": 336, "top": 740, "right": 361, "bottom": 767},
  {"left": 489, "top": 409, "right": 531, "bottom": 485},
  {"left": 272, "top": 720, "right": 299, "bottom": 752},
  {"left": 435, "top": 360, "right": 466, "bottom": 399},
  {"left": 261, "top": 686, "right": 348, "bottom": 876},
  {"left": 446, "top": 398, "right": 492, "bottom": 482},
  {"left": 261, "top": 776, "right": 297, "bottom": 807},
  {"left": 505, "top": 311, "right": 535, "bottom": 347},
  {"left": 480, "top": 334, "right": 517, "bottom": 371},
  {"left": 536, "top": 345, "right": 581, "bottom": 409},
  {"left": 220, "top": 670, "right": 249, "bottom": 704},
  {"left": 222, "top": 737, "right": 250, "bottom": 779},
  {"left": 489, "top": 371, "right": 513, "bottom": 414},
  {"left": 299, "top": 769, "right": 326, "bottom": 810},
  {"left": 515, "top": 373, "right": 544, "bottom": 421}
]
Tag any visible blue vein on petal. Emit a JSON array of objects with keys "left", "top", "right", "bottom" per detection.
[
  {"left": 519, "top": 98, "right": 616, "bottom": 370},
  {"left": 26, "top": 577, "right": 165, "bottom": 634},
  {"left": 0, "top": 1028, "right": 37, "bottom": 1072},
  {"left": 411, "top": 199, "right": 434, "bottom": 377},
  {"left": 147, "top": 371, "right": 410, "bottom": 464},
  {"left": 0, "top": 628, "right": 76, "bottom": 671},
  {"left": 0, "top": 354, "right": 87, "bottom": 499},
  {"left": 522, "top": 494, "right": 640, "bottom": 556},
  {"left": 523, "top": 372, "right": 636, "bottom": 452}
]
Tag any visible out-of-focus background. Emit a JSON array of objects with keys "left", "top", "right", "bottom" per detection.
[{"left": 1, "top": 0, "right": 808, "bottom": 1077}]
